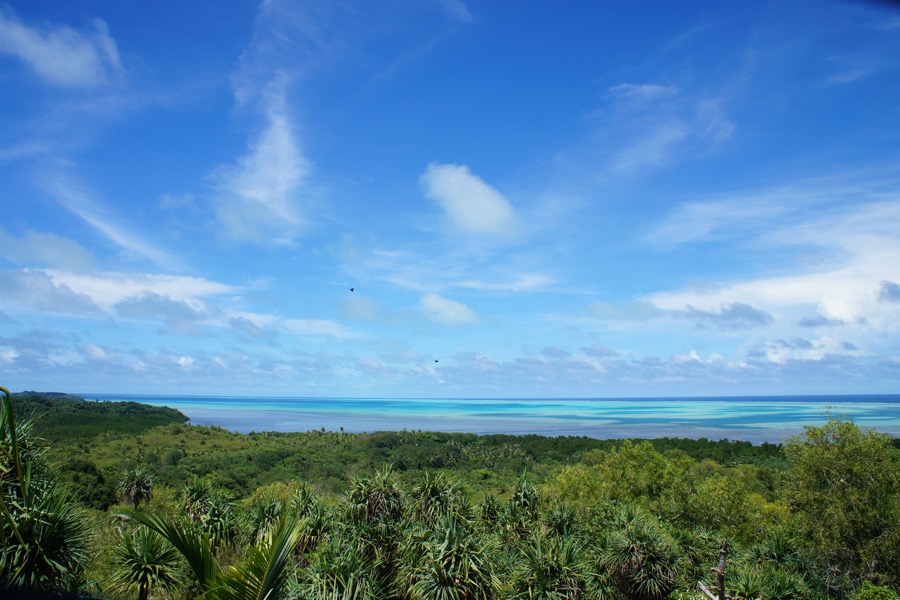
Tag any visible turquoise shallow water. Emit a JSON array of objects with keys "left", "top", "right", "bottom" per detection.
[{"left": 83, "top": 394, "right": 900, "bottom": 443}]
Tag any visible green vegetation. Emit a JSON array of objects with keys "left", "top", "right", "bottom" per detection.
[
  {"left": 11, "top": 390, "right": 188, "bottom": 442},
  {"left": 2, "top": 389, "right": 898, "bottom": 599}
]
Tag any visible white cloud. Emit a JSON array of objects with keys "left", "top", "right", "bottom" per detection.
[
  {"left": 420, "top": 292, "right": 479, "bottom": 325},
  {"left": 607, "top": 83, "right": 677, "bottom": 102},
  {"left": 115, "top": 292, "right": 209, "bottom": 336},
  {"left": 42, "top": 171, "right": 180, "bottom": 270},
  {"left": 421, "top": 163, "right": 516, "bottom": 236},
  {"left": 0, "top": 11, "right": 121, "bottom": 87},
  {"left": 597, "top": 82, "right": 735, "bottom": 173},
  {"left": 0, "top": 270, "right": 99, "bottom": 315},
  {"left": 458, "top": 273, "right": 553, "bottom": 292},
  {"left": 0, "top": 227, "right": 96, "bottom": 271},
  {"left": 643, "top": 191, "right": 795, "bottom": 247},
  {"left": 612, "top": 123, "right": 688, "bottom": 171},
  {"left": 679, "top": 303, "right": 773, "bottom": 330},
  {"left": 213, "top": 87, "right": 310, "bottom": 245},
  {"left": 435, "top": 0, "right": 474, "bottom": 22},
  {"left": 44, "top": 270, "right": 234, "bottom": 312},
  {"left": 750, "top": 337, "right": 858, "bottom": 365},
  {"left": 85, "top": 344, "right": 112, "bottom": 361},
  {"left": 646, "top": 197, "right": 900, "bottom": 333},
  {"left": 0, "top": 141, "right": 48, "bottom": 164},
  {"left": 282, "top": 318, "right": 361, "bottom": 339}
]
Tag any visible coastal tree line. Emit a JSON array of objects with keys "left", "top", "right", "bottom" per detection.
[{"left": 2, "top": 388, "right": 899, "bottom": 599}]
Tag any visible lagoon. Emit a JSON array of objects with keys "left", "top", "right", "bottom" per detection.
[{"left": 83, "top": 393, "right": 900, "bottom": 443}]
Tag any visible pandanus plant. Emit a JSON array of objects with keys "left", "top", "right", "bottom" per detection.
[
  {"left": 0, "top": 385, "right": 90, "bottom": 594},
  {"left": 110, "top": 525, "right": 182, "bottom": 600},
  {"left": 121, "top": 508, "right": 305, "bottom": 600}
]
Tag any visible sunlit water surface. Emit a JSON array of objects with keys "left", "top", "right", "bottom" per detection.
[{"left": 82, "top": 394, "right": 900, "bottom": 443}]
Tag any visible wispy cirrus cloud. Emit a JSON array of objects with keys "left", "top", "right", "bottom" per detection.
[
  {"left": 642, "top": 190, "right": 798, "bottom": 248},
  {"left": 0, "top": 8, "right": 122, "bottom": 88},
  {"left": 211, "top": 86, "right": 310, "bottom": 245},
  {"left": 209, "top": 0, "right": 320, "bottom": 246},
  {"left": 599, "top": 82, "right": 735, "bottom": 173},
  {"left": 434, "top": 0, "right": 474, "bottom": 23},
  {"left": 41, "top": 169, "right": 181, "bottom": 270}
]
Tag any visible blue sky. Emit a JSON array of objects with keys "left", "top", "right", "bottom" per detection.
[{"left": 2, "top": 0, "right": 900, "bottom": 398}]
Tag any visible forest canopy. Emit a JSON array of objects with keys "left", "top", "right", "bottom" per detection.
[{"left": 2, "top": 389, "right": 898, "bottom": 600}]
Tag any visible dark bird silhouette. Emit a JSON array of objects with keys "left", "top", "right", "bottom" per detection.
[
  {"left": 349, "top": 287, "right": 355, "bottom": 292},
  {"left": 434, "top": 360, "right": 439, "bottom": 363}
]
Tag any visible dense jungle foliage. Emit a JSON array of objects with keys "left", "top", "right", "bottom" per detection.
[{"left": 2, "top": 389, "right": 899, "bottom": 600}]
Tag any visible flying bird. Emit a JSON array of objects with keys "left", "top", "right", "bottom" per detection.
[{"left": 349, "top": 287, "right": 355, "bottom": 292}]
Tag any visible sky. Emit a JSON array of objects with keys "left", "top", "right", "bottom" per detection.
[{"left": 2, "top": 0, "right": 900, "bottom": 399}]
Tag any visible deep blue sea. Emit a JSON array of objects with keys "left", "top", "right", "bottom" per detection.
[{"left": 82, "top": 393, "right": 900, "bottom": 443}]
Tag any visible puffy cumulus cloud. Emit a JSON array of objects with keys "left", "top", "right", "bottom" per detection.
[
  {"left": 420, "top": 163, "right": 516, "bottom": 237},
  {"left": 680, "top": 303, "right": 773, "bottom": 330},
  {"left": 212, "top": 93, "right": 310, "bottom": 245},
  {"left": 0, "top": 270, "right": 99, "bottom": 314},
  {"left": 228, "top": 315, "right": 276, "bottom": 343},
  {"left": 0, "top": 227, "right": 96, "bottom": 271},
  {"left": 420, "top": 292, "right": 479, "bottom": 325},
  {"left": 878, "top": 281, "right": 900, "bottom": 304},
  {"left": 0, "top": 9, "right": 122, "bottom": 87},
  {"left": 798, "top": 315, "right": 848, "bottom": 328},
  {"left": 588, "top": 299, "right": 772, "bottom": 330},
  {"left": 541, "top": 346, "right": 570, "bottom": 358},
  {"left": 114, "top": 292, "right": 209, "bottom": 336},
  {"left": 583, "top": 344, "right": 618, "bottom": 358},
  {"left": 747, "top": 336, "right": 859, "bottom": 364},
  {"left": 589, "top": 300, "right": 663, "bottom": 321},
  {"left": 0, "top": 346, "right": 19, "bottom": 363},
  {"left": 84, "top": 344, "right": 113, "bottom": 361}
]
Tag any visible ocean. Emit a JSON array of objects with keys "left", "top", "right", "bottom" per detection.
[{"left": 82, "top": 393, "right": 900, "bottom": 444}]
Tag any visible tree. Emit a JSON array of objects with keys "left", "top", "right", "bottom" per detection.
[
  {"left": 411, "top": 471, "right": 465, "bottom": 524},
  {"left": 401, "top": 516, "right": 500, "bottom": 600},
  {"left": 599, "top": 506, "right": 680, "bottom": 600},
  {"left": 305, "top": 535, "right": 383, "bottom": 600},
  {"left": 111, "top": 526, "right": 182, "bottom": 600},
  {"left": 781, "top": 417, "right": 900, "bottom": 593},
  {"left": 121, "top": 508, "right": 304, "bottom": 600},
  {"left": 514, "top": 533, "right": 586, "bottom": 600},
  {"left": 119, "top": 465, "right": 154, "bottom": 510}
]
